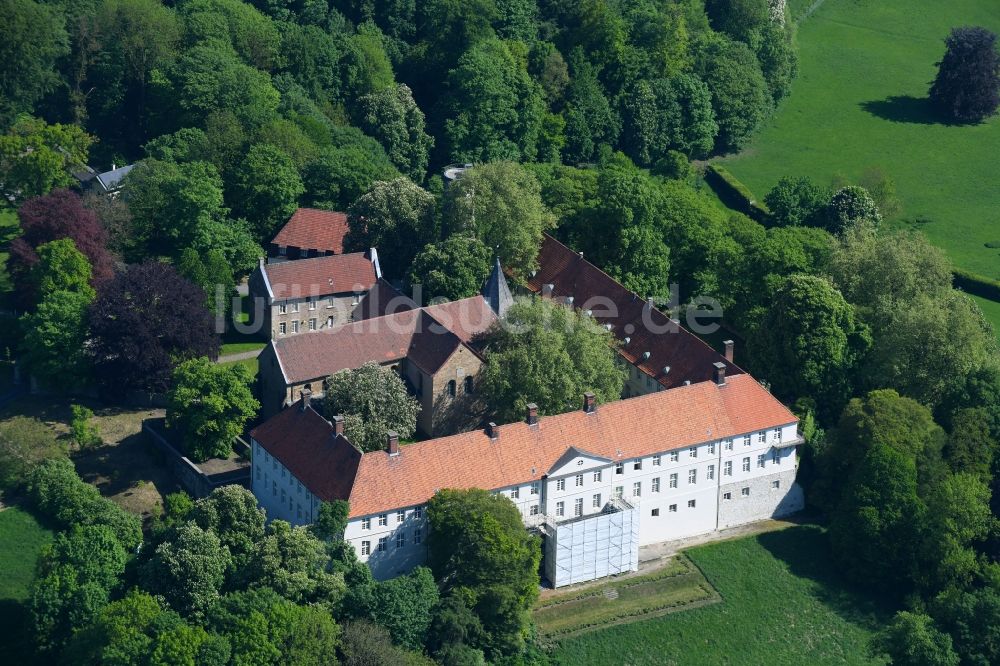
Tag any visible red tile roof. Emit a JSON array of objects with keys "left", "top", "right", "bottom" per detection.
[
  {"left": 271, "top": 208, "right": 349, "bottom": 254},
  {"left": 421, "top": 296, "right": 497, "bottom": 344},
  {"left": 249, "top": 402, "right": 362, "bottom": 502},
  {"left": 261, "top": 253, "right": 377, "bottom": 301},
  {"left": 252, "top": 374, "right": 797, "bottom": 517},
  {"left": 352, "top": 279, "right": 417, "bottom": 321},
  {"left": 526, "top": 234, "right": 743, "bottom": 389}
]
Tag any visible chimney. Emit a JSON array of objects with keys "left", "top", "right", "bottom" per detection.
[
  {"left": 542, "top": 283, "right": 554, "bottom": 298},
  {"left": 526, "top": 403, "right": 539, "bottom": 426},
  {"left": 386, "top": 431, "right": 399, "bottom": 455},
  {"left": 723, "top": 339, "right": 734, "bottom": 362},
  {"left": 300, "top": 389, "right": 312, "bottom": 411},
  {"left": 583, "top": 392, "right": 596, "bottom": 414},
  {"left": 332, "top": 415, "right": 345, "bottom": 437},
  {"left": 713, "top": 362, "right": 727, "bottom": 386},
  {"left": 487, "top": 422, "right": 500, "bottom": 440}
]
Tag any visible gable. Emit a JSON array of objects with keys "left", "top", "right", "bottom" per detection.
[{"left": 547, "top": 446, "right": 613, "bottom": 478}]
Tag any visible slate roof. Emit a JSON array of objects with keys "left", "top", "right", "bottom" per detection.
[
  {"left": 95, "top": 164, "right": 135, "bottom": 192},
  {"left": 352, "top": 279, "right": 417, "bottom": 321},
  {"left": 481, "top": 256, "right": 513, "bottom": 317},
  {"left": 526, "top": 234, "right": 743, "bottom": 389},
  {"left": 252, "top": 374, "right": 797, "bottom": 517},
  {"left": 260, "top": 252, "right": 377, "bottom": 301},
  {"left": 271, "top": 208, "right": 349, "bottom": 254}
]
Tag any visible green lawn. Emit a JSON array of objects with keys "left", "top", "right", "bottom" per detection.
[
  {"left": 0, "top": 506, "right": 53, "bottom": 664},
  {"left": 221, "top": 356, "right": 259, "bottom": 378},
  {"left": 718, "top": 0, "right": 1000, "bottom": 281},
  {"left": 220, "top": 341, "right": 266, "bottom": 356},
  {"left": 0, "top": 205, "right": 18, "bottom": 299},
  {"left": 549, "top": 526, "right": 888, "bottom": 665}
]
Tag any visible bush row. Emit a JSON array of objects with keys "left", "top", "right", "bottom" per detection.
[
  {"left": 704, "top": 164, "right": 771, "bottom": 223},
  {"left": 953, "top": 268, "right": 1000, "bottom": 302}
]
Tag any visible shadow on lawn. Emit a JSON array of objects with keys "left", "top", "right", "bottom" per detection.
[
  {"left": 860, "top": 95, "right": 949, "bottom": 125},
  {"left": 758, "top": 525, "right": 892, "bottom": 629},
  {"left": 0, "top": 599, "right": 42, "bottom": 665}
]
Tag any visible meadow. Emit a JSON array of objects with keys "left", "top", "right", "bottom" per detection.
[
  {"left": 0, "top": 506, "right": 53, "bottom": 665},
  {"left": 549, "top": 525, "right": 887, "bottom": 665},
  {"left": 718, "top": 0, "right": 1000, "bottom": 282}
]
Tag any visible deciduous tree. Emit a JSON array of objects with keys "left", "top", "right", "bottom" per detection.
[
  {"left": 324, "top": 361, "right": 421, "bottom": 453},
  {"left": 141, "top": 522, "right": 232, "bottom": 618},
  {"left": 354, "top": 84, "right": 433, "bottom": 181},
  {"left": 869, "top": 612, "right": 959, "bottom": 666},
  {"left": 0, "top": 118, "right": 91, "bottom": 202},
  {"left": 930, "top": 26, "right": 1000, "bottom": 123},
  {"left": 408, "top": 235, "right": 492, "bottom": 304}
]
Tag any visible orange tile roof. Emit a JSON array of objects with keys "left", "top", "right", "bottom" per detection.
[
  {"left": 250, "top": 373, "right": 797, "bottom": 518},
  {"left": 262, "top": 252, "right": 377, "bottom": 301},
  {"left": 271, "top": 208, "right": 349, "bottom": 254},
  {"left": 526, "top": 235, "right": 743, "bottom": 389},
  {"left": 421, "top": 296, "right": 497, "bottom": 344}
]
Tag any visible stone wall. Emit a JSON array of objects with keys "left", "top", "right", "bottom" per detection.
[{"left": 716, "top": 468, "right": 803, "bottom": 530}]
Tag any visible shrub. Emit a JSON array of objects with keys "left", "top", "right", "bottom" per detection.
[
  {"left": 70, "top": 405, "right": 102, "bottom": 450},
  {"left": 952, "top": 268, "right": 1000, "bottom": 301},
  {"left": 0, "top": 416, "right": 63, "bottom": 492},
  {"left": 704, "top": 164, "right": 770, "bottom": 222}
]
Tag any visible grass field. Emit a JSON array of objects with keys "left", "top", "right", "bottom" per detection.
[
  {"left": 220, "top": 341, "right": 266, "bottom": 356},
  {"left": 221, "top": 356, "right": 260, "bottom": 378},
  {"left": 0, "top": 205, "right": 17, "bottom": 300},
  {"left": 535, "top": 555, "right": 718, "bottom": 639},
  {"left": 0, "top": 506, "right": 53, "bottom": 665},
  {"left": 718, "top": 0, "right": 1000, "bottom": 280},
  {"left": 549, "top": 525, "right": 887, "bottom": 665}
]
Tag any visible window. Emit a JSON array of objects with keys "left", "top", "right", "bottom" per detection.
[
  {"left": 352, "top": 293, "right": 360, "bottom": 305},
  {"left": 742, "top": 457, "right": 751, "bottom": 472},
  {"left": 397, "top": 510, "right": 405, "bottom": 523},
  {"left": 723, "top": 492, "right": 731, "bottom": 501},
  {"left": 652, "top": 454, "right": 661, "bottom": 466},
  {"left": 279, "top": 322, "right": 286, "bottom": 335},
  {"left": 574, "top": 498, "right": 583, "bottom": 516},
  {"left": 688, "top": 499, "right": 696, "bottom": 508},
  {"left": 555, "top": 501, "right": 565, "bottom": 517},
  {"left": 414, "top": 529, "right": 422, "bottom": 545},
  {"left": 281, "top": 467, "right": 286, "bottom": 479},
  {"left": 743, "top": 435, "right": 751, "bottom": 447},
  {"left": 361, "top": 518, "right": 371, "bottom": 530},
  {"left": 632, "top": 481, "right": 641, "bottom": 497},
  {"left": 290, "top": 302, "right": 299, "bottom": 313},
  {"left": 670, "top": 451, "right": 679, "bottom": 462},
  {"left": 272, "top": 482, "right": 277, "bottom": 497},
  {"left": 652, "top": 477, "right": 660, "bottom": 492},
  {"left": 264, "top": 451, "right": 270, "bottom": 463},
  {"left": 529, "top": 505, "right": 539, "bottom": 516},
  {"left": 775, "top": 428, "right": 782, "bottom": 441},
  {"left": 689, "top": 447, "right": 697, "bottom": 459},
  {"left": 741, "top": 487, "right": 750, "bottom": 497},
  {"left": 530, "top": 482, "right": 539, "bottom": 495},
  {"left": 633, "top": 459, "right": 642, "bottom": 471},
  {"left": 326, "top": 316, "right": 334, "bottom": 328},
  {"left": 377, "top": 537, "right": 387, "bottom": 552},
  {"left": 707, "top": 465, "right": 715, "bottom": 480},
  {"left": 725, "top": 440, "right": 733, "bottom": 451},
  {"left": 669, "top": 473, "right": 678, "bottom": 488},
  {"left": 308, "top": 299, "right": 316, "bottom": 311},
  {"left": 291, "top": 320, "right": 299, "bottom": 333},
  {"left": 724, "top": 461, "right": 733, "bottom": 476},
  {"left": 575, "top": 474, "right": 584, "bottom": 487},
  {"left": 255, "top": 466, "right": 260, "bottom": 480},
  {"left": 378, "top": 514, "right": 387, "bottom": 527},
  {"left": 460, "top": 375, "right": 472, "bottom": 394},
  {"left": 688, "top": 469, "right": 697, "bottom": 484},
  {"left": 772, "top": 450, "right": 780, "bottom": 465},
  {"left": 592, "top": 493, "right": 602, "bottom": 508},
  {"left": 556, "top": 478, "right": 566, "bottom": 491},
  {"left": 511, "top": 487, "right": 520, "bottom": 499},
  {"left": 758, "top": 431, "right": 766, "bottom": 443},
  {"left": 669, "top": 504, "right": 677, "bottom": 513},
  {"left": 308, "top": 318, "right": 317, "bottom": 331},
  {"left": 651, "top": 508, "right": 660, "bottom": 517},
  {"left": 297, "top": 481, "right": 302, "bottom": 495},
  {"left": 615, "top": 462, "right": 624, "bottom": 475},
  {"left": 296, "top": 505, "right": 302, "bottom": 519},
  {"left": 772, "top": 480, "right": 781, "bottom": 489},
  {"left": 415, "top": 507, "right": 422, "bottom": 519},
  {"left": 279, "top": 303, "right": 287, "bottom": 314},
  {"left": 447, "top": 380, "right": 456, "bottom": 398},
  {"left": 708, "top": 443, "right": 716, "bottom": 455},
  {"left": 614, "top": 486, "right": 624, "bottom": 499},
  {"left": 593, "top": 470, "right": 602, "bottom": 483},
  {"left": 396, "top": 533, "right": 405, "bottom": 549},
  {"left": 361, "top": 541, "right": 371, "bottom": 556}
]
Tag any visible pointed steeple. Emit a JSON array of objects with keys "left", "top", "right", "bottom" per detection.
[{"left": 481, "top": 255, "right": 513, "bottom": 318}]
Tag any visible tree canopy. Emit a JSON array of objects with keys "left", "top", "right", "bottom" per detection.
[{"left": 323, "top": 361, "right": 421, "bottom": 453}]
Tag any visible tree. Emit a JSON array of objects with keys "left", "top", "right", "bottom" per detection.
[
  {"left": 62, "top": 591, "right": 174, "bottom": 666},
  {"left": 141, "top": 522, "right": 232, "bottom": 618},
  {"left": 0, "top": 416, "right": 63, "bottom": 492},
  {"left": 342, "top": 21, "right": 396, "bottom": 99},
  {"left": 339, "top": 619, "right": 432, "bottom": 666},
  {"left": 698, "top": 35, "right": 772, "bottom": 152},
  {"left": 408, "top": 236, "right": 492, "bottom": 304},
  {"left": 177, "top": 247, "right": 237, "bottom": 317},
  {"left": 166, "top": 357, "right": 260, "bottom": 462},
  {"left": 82, "top": 191, "right": 137, "bottom": 261},
  {"left": 442, "top": 38, "right": 546, "bottom": 162},
  {"left": 869, "top": 612, "right": 959, "bottom": 666},
  {"left": 765, "top": 176, "right": 828, "bottom": 227},
  {"left": 0, "top": 0, "right": 68, "bottom": 125},
  {"left": 188, "top": 485, "right": 266, "bottom": 573},
  {"left": 351, "top": 567, "right": 440, "bottom": 651},
  {"left": 930, "top": 585, "right": 1000, "bottom": 666},
  {"left": 323, "top": 362, "right": 420, "bottom": 453},
  {"left": 355, "top": 84, "right": 434, "bottom": 181},
  {"left": 345, "top": 178, "right": 437, "bottom": 278},
  {"left": 480, "top": 297, "right": 625, "bottom": 422},
  {"left": 229, "top": 144, "right": 304, "bottom": 240},
  {"left": 302, "top": 140, "right": 400, "bottom": 211},
  {"left": 8, "top": 189, "right": 113, "bottom": 307},
  {"left": 244, "top": 520, "right": 342, "bottom": 603},
  {"left": 89, "top": 262, "right": 219, "bottom": 395},
  {"left": 426, "top": 488, "right": 541, "bottom": 659},
  {"left": 929, "top": 26, "right": 1000, "bottom": 123},
  {"left": 920, "top": 473, "right": 992, "bottom": 592},
  {"left": 824, "top": 186, "right": 881, "bottom": 234},
  {"left": 0, "top": 117, "right": 91, "bottom": 203},
  {"left": 748, "top": 274, "right": 871, "bottom": 421},
  {"left": 444, "top": 161, "right": 555, "bottom": 277},
  {"left": 944, "top": 408, "right": 996, "bottom": 481},
  {"left": 311, "top": 500, "right": 350, "bottom": 541},
  {"left": 562, "top": 56, "right": 620, "bottom": 163}
]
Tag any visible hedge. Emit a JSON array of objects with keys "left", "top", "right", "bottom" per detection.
[
  {"left": 953, "top": 269, "right": 1000, "bottom": 302},
  {"left": 704, "top": 164, "right": 771, "bottom": 223}
]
